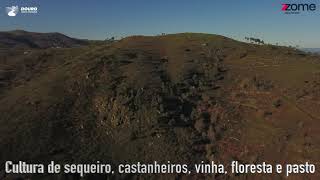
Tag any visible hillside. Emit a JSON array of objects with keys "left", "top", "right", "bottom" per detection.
[
  {"left": 0, "top": 33, "right": 319, "bottom": 180},
  {"left": 0, "top": 30, "right": 88, "bottom": 49}
]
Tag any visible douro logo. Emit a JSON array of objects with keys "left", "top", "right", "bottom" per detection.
[
  {"left": 5, "top": 6, "right": 38, "bottom": 16},
  {"left": 20, "top": 7, "right": 38, "bottom": 14},
  {"left": 6, "top": 6, "right": 19, "bottom": 17}
]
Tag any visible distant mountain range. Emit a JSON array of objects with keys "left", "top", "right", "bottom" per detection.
[
  {"left": 301, "top": 48, "right": 320, "bottom": 54},
  {"left": 0, "top": 30, "right": 88, "bottom": 49}
]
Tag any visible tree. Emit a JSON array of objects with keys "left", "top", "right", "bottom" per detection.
[{"left": 245, "top": 37, "right": 265, "bottom": 45}]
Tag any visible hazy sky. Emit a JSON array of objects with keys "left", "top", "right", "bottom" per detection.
[{"left": 1, "top": 0, "right": 319, "bottom": 47}]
